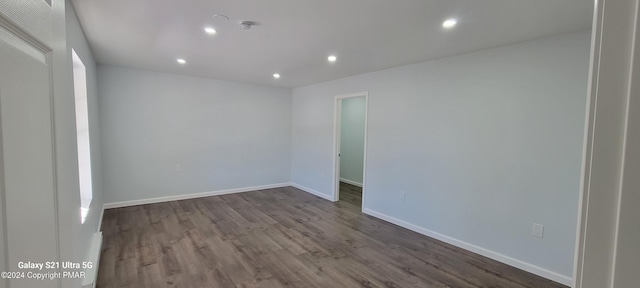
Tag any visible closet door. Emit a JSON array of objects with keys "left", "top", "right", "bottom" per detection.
[{"left": 0, "top": 13, "right": 58, "bottom": 288}]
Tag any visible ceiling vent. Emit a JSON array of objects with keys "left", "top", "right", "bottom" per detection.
[{"left": 239, "top": 21, "right": 257, "bottom": 30}]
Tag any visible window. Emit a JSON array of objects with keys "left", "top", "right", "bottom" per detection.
[{"left": 72, "top": 49, "right": 92, "bottom": 223}]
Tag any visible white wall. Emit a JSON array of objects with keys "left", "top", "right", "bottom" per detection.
[
  {"left": 339, "top": 97, "right": 366, "bottom": 185},
  {"left": 67, "top": 0, "right": 104, "bottom": 269},
  {"left": 291, "top": 31, "right": 591, "bottom": 283},
  {"left": 98, "top": 65, "right": 292, "bottom": 204}
]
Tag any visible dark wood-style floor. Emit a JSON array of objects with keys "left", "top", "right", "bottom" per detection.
[
  {"left": 97, "top": 187, "right": 568, "bottom": 288},
  {"left": 339, "top": 182, "right": 362, "bottom": 207}
]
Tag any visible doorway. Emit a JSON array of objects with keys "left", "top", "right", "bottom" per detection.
[{"left": 333, "top": 92, "right": 368, "bottom": 209}]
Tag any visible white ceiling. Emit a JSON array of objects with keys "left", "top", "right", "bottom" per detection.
[{"left": 71, "top": 0, "right": 593, "bottom": 88}]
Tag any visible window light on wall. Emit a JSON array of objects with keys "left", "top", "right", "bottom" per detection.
[{"left": 72, "top": 49, "right": 93, "bottom": 224}]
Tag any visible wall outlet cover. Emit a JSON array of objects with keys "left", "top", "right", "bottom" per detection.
[{"left": 532, "top": 223, "right": 544, "bottom": 238}]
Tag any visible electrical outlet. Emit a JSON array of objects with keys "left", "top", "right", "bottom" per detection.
[
  {"left": 401, "top": 191, "right": 406, "bottom": 201},
  {"left": 174, "top": 164, "right": 182, "bottom": 172},
  {"left": 532, "top": 223, "right": 544, "bottom": 238}
]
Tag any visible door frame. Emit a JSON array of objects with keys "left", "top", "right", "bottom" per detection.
[
  {"left": 572, "top": 0, "right": 640, "bottom": 286},
  {"left": 332, "top": 91, "right": 369, "bottom": 209}
]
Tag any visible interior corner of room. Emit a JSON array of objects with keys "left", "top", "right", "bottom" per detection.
[{"left": 1, "top": 0, "right": 638, "bottom": 287}]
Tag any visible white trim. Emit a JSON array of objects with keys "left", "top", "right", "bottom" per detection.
[
  {"left": 573, "top": 1, "right": 639, "bottom": 287},
  {"left": 290, "top": 183, "right": 335, "bottom": 202},
  {"left": 332, "top": 92, "right": 369, "bottom": 207},
  {"left": 332, "top": 96, "right": 341, "bottom": 202},
  {"left": 0, "top": 20, "right": 47, "bottom": 64},
  {"left": 610, "top": 10, "right": 636, "bottom": 287},
  {"left": 82, "top": 232, "right": 102, "bottom": 288},
  {"left": 339, "top": 178, "right": 363, "bottom": 187},
  {"left": 363, "top": 208, "right": 573, "bottom": 287},
  {"left": 96, "top": 205, "right": 104, "bottom": 232},
  {"left": 103, "top": 183, "right": 292, "bottom": 209},
  {"left": 573, "top": 1, "right": 604, "bottom": 286},
  {"left": 611, "top": 3, "right": 640, "bottom": 286}
]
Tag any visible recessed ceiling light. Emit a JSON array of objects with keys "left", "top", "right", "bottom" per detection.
[
  {"left": 204, "top": 27, "right": 217, "bottom": 34},
  {"left": 328, "top": 55, "right": 337, "bottom": 62},
  {"left": 273, "top": 73, "right": 280, "bottom": 79},
  {"left": 442, "top": 18, "right": 457, "bottom": 29},
  {"left": 177, "top": 58, "right": 186, "bottom": 64}
]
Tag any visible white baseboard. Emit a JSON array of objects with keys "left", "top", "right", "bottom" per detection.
[
  {"left": 339, "top": 178, "right": 363, "bottom": 187},
  {"left": 290, "top": 183, "right": 335, "bottom": 202},
  {"left": 103, "top": 182, "right": 292, "bottom": 209},
  {"left": 362, "top": 208, "right": 572, "bottom": 286}
]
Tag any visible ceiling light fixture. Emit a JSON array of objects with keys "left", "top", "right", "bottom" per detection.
[
  {"left": 204, "top": 27, "right": 217, "bottom": 34},
  {"left": 177, "top": 58, "right": 186, "bottom": 64},
  {"left": 273, "top": 73, "right": 281, "bottom": 79},
  {"left": 328, "top": 55, "right": 337, "bottom": 62},
  {"left": 442, "top": 18, "right": 457, "bottom": 29}
]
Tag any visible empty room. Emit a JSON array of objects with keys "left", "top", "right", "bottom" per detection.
[{"left": 1, "top": 0, "right": 639, "bottom": 288}]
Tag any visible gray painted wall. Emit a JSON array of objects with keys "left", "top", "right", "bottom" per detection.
[
  {"left": 98, "top": 65, "right": 292, "bottom": 203},
  {"left": 339, "top": 97, "right": 366, "bottom": 185},
  {"left": 67, "top": 1, "right": 103, "bottom": 265},
  {"left": 291, "top": 31, "right": 590, "bottom": 278}
]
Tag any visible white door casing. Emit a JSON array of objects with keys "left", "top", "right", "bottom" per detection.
[{"left": 332, "top": 92, "right": 369, "bottom": 209}]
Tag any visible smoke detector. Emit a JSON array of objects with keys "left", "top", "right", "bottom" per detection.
[{"left": 239, "top": 21, "right": 257, "bottom": 30}]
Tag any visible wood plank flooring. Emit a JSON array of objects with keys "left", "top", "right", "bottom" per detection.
[
  {"left": 97, "top": 186, "right": 568, "bottom": 288},
  {"left": 338, "top": 182, "right": 362, "bottom": 207}
]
